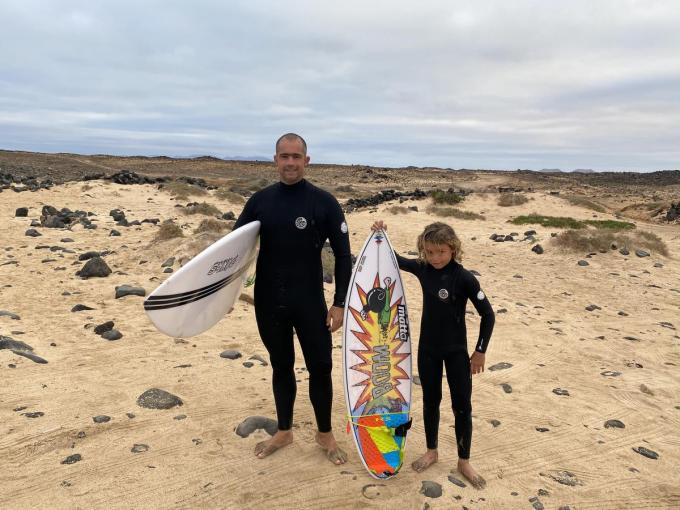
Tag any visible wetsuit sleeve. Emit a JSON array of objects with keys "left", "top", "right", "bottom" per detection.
[
  {"left": 233, "top": 193, "right": 257, "bottom": 230},
  {"left": 395, "top": 253, "right": 421, "bottom": 276},
  {"left": 326, "top": 196, "right": 351, "bottom": 308},
  {"left": 461, "top": 270, "right": 495, "bottom": 353}
]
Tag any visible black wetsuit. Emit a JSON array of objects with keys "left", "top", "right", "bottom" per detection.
[
  {"left": 396, "top": 255, "right": 495, "bottom": 458},
  {"left": 234, "top": 179, "right": 351, "bottom": 433}
]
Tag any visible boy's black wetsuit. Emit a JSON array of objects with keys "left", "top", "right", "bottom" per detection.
[
  {"left": 396, "top": 255, "right": 495, "bottom": 458},
  {"left": 234, "top": 179, "right": 351, "bottom": 433}
]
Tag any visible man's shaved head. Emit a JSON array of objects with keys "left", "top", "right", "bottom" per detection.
[{"left": 275, "top": 133, "right": 307, "bottom": 155}]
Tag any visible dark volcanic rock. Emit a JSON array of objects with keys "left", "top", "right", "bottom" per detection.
[
  {"left": 604, "top": 419, "right": 625, "bottom": 429},
  {"left": 78, "top": 251, "right": 101, "bottom": 261},
  {"left": 0, "top": 310, "right": 20, "bottom": 320},
  {"left": 501, "top": 383, "right": 513, "bottom": 394},
  {"left": 548, "top": 470, "right": 583, "bottom": 486},
  {"left": 25, "top": 228, "right": 42, "bottom": 237},
  {"left": 15, "top": 207, "right": 28, "bottom": 217},
  {"left": 635, "top": 249, "right": 650, "bottom": 257},
  {"left": 131, "top": 444, "right": 149, "bottom": 453},
  {"left": 137, "top": 388, "right": 183, "bottom": 409},
  {"left": 633, "top": 446, "right": 659, "bottom": 459},
  {"left": 71, "top": 304, "right": 95, "bottom": 312},
  {"left": 115, "top": 285, "right": 146, "bottom": 299},
  {"left": 531, "top": 244, "right": 544, "bottom": 254},
  {"left": 489, "top": 362, "right": 513, "bottom": 371},
  {"left": 235, "top": 416, "right": 277, "bottom": 437},
  {"left": 448, "top": 475, "right": 466, "bottom": 488},
  {"left": 78, "top": 256, "right": 112, "bottom": 278},
  {"left": 101, "top": 329, "right": 123, "bottom": 341},
  {"left": 61, "top": 454, "right": 82, "bottom": 465},
  {"left": 94, "top": 321, "right": 115, "bottom": 335},
  {"left": 220, "top": 350, "right": 242, "bottom": 360},
  {"left": 552, "top": 388, "right": 570, "bottom": 396},
  {"left": 419, "top": 481, "right": 442, "bottom": 498},
  {"left": 93, "top": 415, "right": 111, "bottom": 424}
]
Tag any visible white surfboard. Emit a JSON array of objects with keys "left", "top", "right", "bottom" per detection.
[
  {"left": 144, "top": 221, "right": 260, "bottom": 338},
  {"left": 343, "top": 229, "right": 412, "bottom": 479}
]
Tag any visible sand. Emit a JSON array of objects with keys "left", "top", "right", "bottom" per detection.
[{"left": 1, "top": 177, "right": 679, "bottom": 509}]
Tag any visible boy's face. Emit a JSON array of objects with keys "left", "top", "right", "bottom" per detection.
[{"left": 422, "top": 241, "right": 453, "bottom": 269}]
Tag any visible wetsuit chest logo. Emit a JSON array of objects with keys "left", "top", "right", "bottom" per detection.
[
  {"left": 295, "top": 217, "right": 307, "bottom": 229},
  {"left": 438, "top": 288, "right": 449, "bottom": 300}
]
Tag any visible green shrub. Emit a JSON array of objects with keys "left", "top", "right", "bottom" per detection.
[
  {"left": 427, "top": 205, "right": 485, "bottom": 221},
  {"left": 498, "top": 193, "right": 529, "bottom": 207},
  {"left": 431, "top": 190, "right": 464, "bottom": 205},
  {"left": 153, "top": 220, "right": 184, "bottom": 241},
  {"left": 182, "top": 202, "right": 222, "bottom": 216},
  {"left": 552, "top": 229, "right": 668, "bottom": 256}
]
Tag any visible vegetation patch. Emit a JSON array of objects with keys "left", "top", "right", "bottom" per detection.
[
  {"left": 386, "top": 205, "right": 410, "bottom": 214},
  {"left": 153, "top": 220, "right": 184, "bottom": 242},
  {"left": 427, "top": 205, "right": 485, "bottom": 221},
  {"left": 498, "top": 193, "right": 529, "bottom": 207},
  {"left": 552, "top": 229, "right": 668, "bottom": 256},
  {"left": 162, "top": 181, "right": 208, "bottom": 201},
  {"left": 511, "top": 214, "right": 635, "bottom": 231},
  {"left": 194, "top": 218, "right": 230, "bottom": 234},
  {"left": 214, "top": 187, "right": 246, "bottom": 204},
  {"left": 562, "top": 195, "right": 606, "bottom": 213},
  {"left": 182, "top": 202, "right": 222, "bottom": 216},
  {"left": 431, "top": 189, "right": 464, "bottom": 205}
]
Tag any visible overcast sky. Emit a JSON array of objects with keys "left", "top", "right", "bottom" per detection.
[{"left": 1, "top": 1, "right": 679, "bottom": 171}]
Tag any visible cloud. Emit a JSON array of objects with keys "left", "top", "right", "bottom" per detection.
[{"left": 1, "top": 0, "right": 679, "bottom": 170}]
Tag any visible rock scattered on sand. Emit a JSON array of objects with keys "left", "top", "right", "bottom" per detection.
[
  {"left": 413, "top": 375, "right": 421, "bottom": 386},
  {"left": 420, "top": 481, "right": 442, "bottom": 498},
  {"left": 577, "top": 260, "right": 589, "bottom": 266},
  {"left": 101, "top": 330, "right": 123, "bottom": 341},
  {"left": 639, "top": 384, "right": 654, "bottom": 396},
  {"left": 601, "top": 371, "right": 621, "bottom": 377},
  {"left": 536, "top": 427, "right": 550, "bottom": 432},
  {"left": 174, "top": 414, "right": 187, "bottom": 420},
  {"left": 604, "top": 419, "right": 625, "bottom": 429},
  {"left": 0, "top": 336, "right": 47, "bottom": 363},
  {"left": 131, "top": 444, "right": 149, "bottom": 453},
  {"left": 619, "top": 248, "right": 630, "bottom": 256},
  {"left": 635, "top": 249, "right": 650, "bottom": 257},
  {"left": 448, "top": 475, "right": 466, "bottom": 488},
  {"left": 15, "top": 207, "right": 28, "bottom": 217},
  {"left": 137, "top": 388, "right": 183, "bottom": 409},
  {"left": 532, "top": 244, "right": 544, "bottom": 254},
  {"left": 234, "top": 416, "right": 277, "bottom": 437},
  {"left": 489, "top": 419, "right": 501, "bottom": 427},
  {"left": 220, "top": 350, "right": 242, "bottom": 360},
  {"left": 633, "top": 446, "right": 659, "bottom": 459},
  {"left": 25, "top": 228, "right": 42, "bottom": 237},
  {"left": 501, "top": 383, "right": 512, "bottom": 394},
  {"left": 529, "top": 496, "right": 545, "bottom": 510},
  {"left": 161, "top": 257, "right": 175, "bottom": 268},
  {"left": 249, "top": 354, "right": 268, "bottom": 366},
  {"left": 71, "top": 304, "right": 95, "bottom": 312},
  {"left": 94, "top": 321, "right": 114, "bottom": 335},
  {"left": 0, "top": 310, "right": 20, "bottom": 320},
  {"left": 93, "top": 415, "right": 111, "bottom": 423},
  {"left": 585, "top": 304, "right": 601, "bottom": 311},
  {"left": 23, "top": 411, "right": 45, "bottom": 418},
  {"left": 242, "top": 361, "right": 254, "bottom": 368},
  {"left": 489, "top": 362, "right": 513, "bottom": 371},
  {"left": 547, "top": 470, "right": 583, "bottom": 486},
  {"left": 61, "top": 454, "right": 82, "bottom": 465},
  {"left": 79, "top": 251, "right": 101, "bottom": 261},
  {"left": 77, "top": 256, "right": 112, "bottom": 278},
  {"left": 109, "top": 229, "right": 121, "bottom": 237},
  {"left": 553, "top": 388, "right": 570, "bottom": 396},
  {"left": 115, "top": 285, "right": 146, "bottom": 299}
]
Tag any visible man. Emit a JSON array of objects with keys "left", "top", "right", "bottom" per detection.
[{"left": 234, "top": 133, "right": 351, "bottom": 464}]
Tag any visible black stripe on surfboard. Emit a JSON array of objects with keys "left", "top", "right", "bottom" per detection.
[{"left": 143, "top": 263, "right": 251, "bottom": 311}]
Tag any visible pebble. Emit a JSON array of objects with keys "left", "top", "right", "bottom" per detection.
[
  {"left": 220, "top": 350, "right": 242, "bottom": 360},
  {"left": 61, "top": 454, "right": 82, "bottom": 465},
  {"left": 420, "top": 481, "right": 442, "bottom": 498},
  {"left": 93, "top": 415, "right": 111, "bottom": 424},
  {"left": 71, "top": 304, "right": 95, "bottom": 312},
  {"left": 635, "top": 249, "right": 650, "bottom": 257},
  {"left": 131, "top": 444, "right": 149, "bottom": 453},
  {"left": 604, "top": 419, "right": 625, "bottom": 429},
  {"left": 115, "top": 285, "right": 146, "bottom": 298},
  {"left": 548, "top": 470, "right": 582, "bottom": 486},
  {"left": 529, "top": 496, "right": 544, "bottom": 510},
  {"left": 633, "top": 446, "right": 659, "bottom": 459},
  {"left": 137, "top": 388, "right": 183, "bottom": 409},
  {"left": 489, "top": 362, "right": 513, "bottom": 371},
  {"left": 553, "top": 388, "right": 570, "bottom": 396},
  {"left": 235, "top": 416, "right": 278, "bottom": 437},
  {"left": 0, "top": 310, "right": 21, "bottom": 320},
  {"left": 532, "top": 244, "right": 544, "bottom": 254},
  {"left": 585, "top": 304, "right": 601, "bottom": 311},
  {"left": 77, "top": 257, "right": 112, "bottom": 278},
  {"left": 577, "top": 260, "right": 589, "bottom": 266},
  {"left": 448, "top": 475, "right": 466, "bottom": 487},
  {"left": 501, "top": 383, "right": 512, "bottom": 394},
  {"left": 94, "top": 321, "right": 114, "bottom": 335}
]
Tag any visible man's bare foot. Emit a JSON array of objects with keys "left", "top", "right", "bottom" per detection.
[
  {"left": 412, "top": 449, "right": 438, "bottom": 473},
  {"left": 254, "top": 430, "right": 293, "bottom": 459},
  {"left": 315, "top": 431, "right": 347, "bottom": 465},
  {"left": 457, "top": 458, "right": 486, "bottom": 489}
]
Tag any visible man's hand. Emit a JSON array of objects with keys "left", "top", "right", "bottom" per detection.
[
  {"left": 470, "top": 351, "right": 486, "bottom": 375},
  {"left": 326, "top": 306, "right": 344, "bottom": 332}
]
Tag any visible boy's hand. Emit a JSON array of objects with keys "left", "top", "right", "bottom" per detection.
[
  {"left": 371, "top": 220, "right": 386, "bottom": 231},
  {"left": 326, "top": 305, "right": 344, "bottom": 332},
  {"left": 470, "top": 351, "right": 485, "bottom": 375}
]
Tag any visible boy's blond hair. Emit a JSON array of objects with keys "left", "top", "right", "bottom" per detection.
[{"left": 417, "top": 222, "right": 463, "bottom": 263}]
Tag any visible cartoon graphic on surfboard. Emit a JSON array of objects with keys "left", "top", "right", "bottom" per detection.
[{"left": 343, "top": 230, "right": 412, "bottom": 479}]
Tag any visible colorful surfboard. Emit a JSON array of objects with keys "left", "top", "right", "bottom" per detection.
[{"left": 343, "top": 229, "right": 412, "bottom": 479}]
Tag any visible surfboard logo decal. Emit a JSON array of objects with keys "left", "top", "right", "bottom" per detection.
[
  {"left": 206, "top": 255, "right": 239, "bottom": 276},
  {"left": 144, "top": 257, "right": 255, "bottom": 311},
  {"left": 295, "top": 217, "right": 307, "bottom": 229}
]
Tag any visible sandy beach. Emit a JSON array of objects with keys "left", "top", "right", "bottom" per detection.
[{"left": 1, "top": 166, "right": 679, "bottom": 509}]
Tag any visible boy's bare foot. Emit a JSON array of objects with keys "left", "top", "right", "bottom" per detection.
[
  {"left": 457, "top": 458, "right": 486, "bottom": 489},
  {"left": 412, "top": 449, "right": 438, "bottom": 472},
  {"left": 254, "top": 430, "right": 293, "bottom": 459},
  {"left": 315, "top": 431, "right": 347, "bottom": 465}
]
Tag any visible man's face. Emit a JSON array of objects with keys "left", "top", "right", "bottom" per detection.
[{"left": 274, "top": 138, "right": 309, "bottom": 185}]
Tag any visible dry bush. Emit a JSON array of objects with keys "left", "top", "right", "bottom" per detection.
[
  {"left": 182, "top": 202, "right": 222, "bottom": 216},
  {"left": 335, "top": 184, "right": 355, "bottom": 193},
  {"left": 194, "top": 218, "right": 230, "bottom": 234},
  {"left": 153, "top": 220, "right": 184, "bottom": 242},
  {"left": 214, "top": 187, "right": 246, "bottom": 204},
  {"left": 562, "top": 195, "right": 606, "bottom": 213},
  {"left": 386, "top": 206, "right": 410, "bottom": 214},
  {"left": 174, "top": 231, "right": 225, "bottom": 266},
  {"left": 162, "top": 181, "right": 208, "bottom": 201},
  {"left": 427, "top": 205, "right": 485, "bottom": 221},
  {"left": 552, "top": 229, "right": 668, "bottom": 256},
  {"left": 498, "top": 193, "right": 529, "bottom": 207},
  {"left": 431, "top": 189, "right": 464, "bottom": 205}
]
